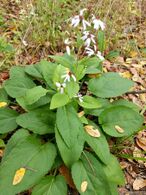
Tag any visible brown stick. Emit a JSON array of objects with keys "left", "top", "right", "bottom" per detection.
[{"left": 126, "top": 90, "right": 146, "bottom": 95}]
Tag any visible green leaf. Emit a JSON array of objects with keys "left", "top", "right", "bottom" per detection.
[
  {"left": 49, "top": 54, "right": 75, "bottom": 69},
  {"left": 25, "top": 63, "right": 44, "bottom": 79},
  {"left": 16, "top": 106, "right": 55, "bottom": 134},
  {"left": 84, "top": 98, "right": 111, "bottom": 116},
  {"left": 65, "top": 81, "right": 79, "bottom": 98},
  {"left": 53, "top": 64, "right": 67, "bottom": 84},
  {"left": 50, "top": 93, "right": 69, "bottom": 109},
  {"left": 99, "top": 105, "right": 144, "bottom": 137},
  {"left": 103, "top": 155, "right": 125, "bottom": 185},
  {"left": 0, "top": 88, "right": 9, "bottom": 103},
  {"left": 0, "top": 134, "right": 56, "bottom": 195},
  {"left": 88, "top": 72, "right": 134, "bottom": 98},
  {"left": 84, "top": 121, "right": 111, "bottom": 164},
  {"left": 24, "top": 86, "right": 48, "bottom": 105},
  {"left": 56, "top": 105, "right": 83, "bottom": 147},
  {"left": 0, "top": 108, "right": 19, "bottom": 134},
  {"left": 105, "top": 50, "right": 120, "bottom": 60},
  {"left": 0, "top": 139, "right": 5, "bottom": 148},
  {"left": 112, "top": 99, "right": 140, "bottom": 112},
  {"left": 73, "top": 64, "right": 86, "bottom": 80},
  {"left": 79, "top": 96, "right": 101, "bottom": 109},
  {"left": 72, "top": 152, "right": 113, "bottom": 195},
  {"left": 32, "top": 175, "right": 67, "bottom": 195},
  {"left": 2, "top": 129, "right": 30, "bottom": 162},
  {"left": 55, "top": 127, "right": 84, "bottom": 167},
  {"left": 98, "top": 30, "right": 105, "bottom": 52},
  {"left": 17, "top": 94, "right": 51, "bottom": 111},
  {"left": 4, "top": 67, "right": 35, "bottom": 98}
]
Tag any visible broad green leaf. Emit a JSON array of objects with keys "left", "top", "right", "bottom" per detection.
[
  {"left": 50, "top": 93, "right": 69, "bottom": 109},
  {"left": 56, "top": 105, "right": 84, "bottom": 147},
  {"left": 53, "top": 64, "right": 67, "bottom": 84},
  {"left": 73, "top": 64, "right": 86, "bottom": 80},
  {"left": 112, "top": 99, "right": 140, "bottom": 112},
  {"left": 84, "top": 98, "right": 111, "bottom": 116},
  {"left": 79, "top": 95, "right": 101, "bottom": 109},
  {"left": 88, "top": 72, "right": 134, "bottom": 98},
  {"left": 65, "top": 81, "right": 79, "bottom": 98},
  {"left": 55, "top": 127, "right": 84, "bottom": 167},
  {"left": 0, "top": 135, "right": 56, "bottom": 195},
  {"left": 98, "top": 30, "right": 105, "bottom": 52},
  {"left": 17, "top": 94, "right": 51, "bottom": 111},
  {"left": 0, "top": 88, "right": 9, "bottom": 103},
  {"left": 24, "top": 86, "right": 48, "bottom": 105},
  {"left": 103, "top": 155, "right": 125, "bottom": 185},
  {"left": 72, "top": 152, "right": 113, "bottom": 195},
  {"left": 4, "top": 67, "right": 35, "bottom": 98},
  {"left": 99, "top": 105, "right": 144, "bottom": 137},
  {"left": 0, "top": 108, "right": 19, "bottom": 134},
  {"left": 25, "top": 63, "right": 44, "bottom": 79},
  {"left": 16, "top": 106, "right": 55, "bottom": 134},
  {"left": 49, "top": 54, "right": 75, "bottom": 69},
  {"left": 2, "top": 129, "right": 30, "bottom": 162},
  {"left": 84, "top": 121, "right": 110, "bottom": 164},
  {"left": 32, "top": 175, "right": 67, "bottom": 195}
]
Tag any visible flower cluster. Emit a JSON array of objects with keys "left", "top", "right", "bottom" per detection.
[{"left": 64, "top": 9, "right": 105, "bottom": 60}]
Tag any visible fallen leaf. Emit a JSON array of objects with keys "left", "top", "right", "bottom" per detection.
[
  {"left": 115, "top": 125, "right": 124, "bottom": 133},
  {"left": 119, "top": 71, "right": 132, "bottom": 79},
  {"left": 0, "top": 102, "right": 7, "bottom": 108},
  {"left": 78, "top": 111, "right": 84, "bottom": 118},
  {"left": 84, "top": 125, "right": 100, "bottom": 137},
  {"left": 13, "top": 167, "right": 26, "bottom": 185},
  {"left": 81, "top": 181, "right": 88, "bottom": 192},
  {"left": 59, "top": 165, "right": 75, "bottom": 189},
  {"left": 133, "top": 178, "right": 146, "bottom": 190}
]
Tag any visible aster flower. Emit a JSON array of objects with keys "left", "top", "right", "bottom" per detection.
[
  {"left": 64, "top": 38, "right": 71, "bottom": 55},
  {"left": 92, "top": 15, "right": 105, "bottom": 31},
  {"left": 71, "top": 9, "right": 91, "bottom": 30},
  {"left": 55, "top": 82, "right": 66, "bottom": 94},
  {"left": 74, "top": 93, "right": 83, "bottom": 102},
  {"left": 61, "top": 68, "right": 76, "bottom": 82},
  {"left": 81, "top": 31, "right": 96, "bottom": 47},
  {"left": 85, "top": 45, "right": 105, "bottom": 60}
]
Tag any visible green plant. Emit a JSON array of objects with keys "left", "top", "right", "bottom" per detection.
[{"left": 0, "top": 52, "right": 144, "bottom": 194}]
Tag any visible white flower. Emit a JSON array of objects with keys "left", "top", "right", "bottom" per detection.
[
  {"left": 71, "top": 9, "right": 90, "bottom": 30},
  {"left": 81, "top": 31, "right": 96, "bottom": 47},
  {"left": 56, "top": 82, "right": 66, "bottom": 94},
  {"left": 64, "top": 39, "right": 71, "bottom": 55},
  {"left": 96, "top": 51, "right": 105, "bottom": 61},
  {"left": 62, "top": 68, "right": 76, "bottom": 82},
  {"left": 85, "top": 45, "right": 105, "bottom": 60},
  {"left": 74, "top": 93, "right": 83, "bottom": 102},
  {"left": 92, "top": 15, "right": 105, "bottom": 30}
]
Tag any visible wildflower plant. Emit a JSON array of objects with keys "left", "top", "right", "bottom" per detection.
[{"left": 0, "top": 8, "right": 144, "bottom": 195}]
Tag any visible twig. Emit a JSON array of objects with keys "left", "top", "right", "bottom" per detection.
[{"left": 126, "top": 90, "right": 146, "bottom": 95}]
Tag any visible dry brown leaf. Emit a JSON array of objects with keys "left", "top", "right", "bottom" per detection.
[
  {"left": 0, "top": 149, "right": 4, "bottom": 157},
  {"left": 78, "top": 111, "right": 84, "bottom": 118},
  {"left": 133, "top": 178, "right": 146, "bottom": 190},
  {"left": 81, "top": 181, "right": 88, "bottom": 192},
  {"left": 115, "top": 125, "right": 124, "bottom": 133},
  {"left": 59, "top": 165, "right": 75, "bottom": 189},
  {"left": 84, "top": 125, "right": 100, "bottom": 137},
  {"left": 13, "top": 167, "right": 26, "bottom": 185}
]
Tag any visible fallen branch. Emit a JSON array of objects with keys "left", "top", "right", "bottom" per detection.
[{"left": 126, "top": 90, "right": 146, "bottom": 95}]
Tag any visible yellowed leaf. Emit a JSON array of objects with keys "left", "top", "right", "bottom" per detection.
[
  {"left": 0, "top": 102, "right": 7, "bottom": 108},
  {"left": 81, "top": 181, "right": 88, "bottom": 192},
  {"left": 115, "top": 125, "right": 124, "bottom": 133},
  {"left": 84, "top": 125, "right": 100, "bottom": 137},
  {"left": 78, "top": 111, "right": 84, "bottom": 118},
  {"left": 133, "top": 178, "right": 146, "bottom": 190},
  {"left": 129, "top": 51, "right": 138, "bottom": 58},
  {"left": 119, "top": 71, "right": 132, "bottom": 79},
  {"left": 13, "top": 167, "right": 26, "bottom": 185}
]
